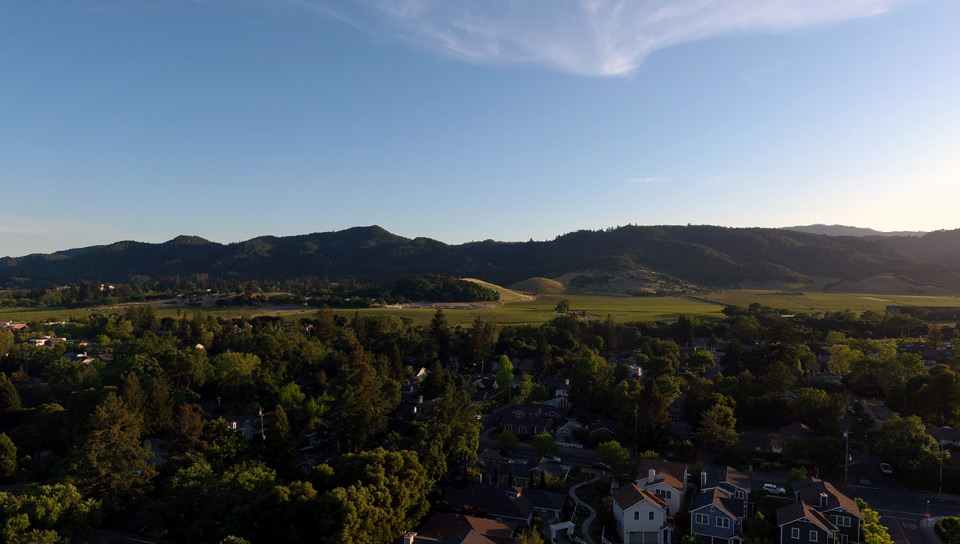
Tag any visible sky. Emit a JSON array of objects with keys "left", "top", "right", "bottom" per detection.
[{"left": 2, "top": 0, "right": 959, "bottom": 258}]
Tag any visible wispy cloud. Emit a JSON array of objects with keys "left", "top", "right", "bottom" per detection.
[
  {"left": 300, "top": 0, "right": 915, "bottom": 76},
  {"left": 626, "top": 177, "right": 669, "bottom": 184}
]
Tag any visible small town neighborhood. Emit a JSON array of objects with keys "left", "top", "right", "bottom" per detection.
[{"left": 3, "top": 301, "right": 960, "bottom": 544}]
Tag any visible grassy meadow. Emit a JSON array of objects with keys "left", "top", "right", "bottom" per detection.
[{"left": 3, "top": 290, "right": 960, "bottom": 328}]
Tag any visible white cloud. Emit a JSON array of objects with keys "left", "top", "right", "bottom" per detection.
[
  {"left": 301, "top": 0, "right": 915, "bottom": 76},
  {"left": 626, "top": 177, "right": 669, "bottom": 184}
]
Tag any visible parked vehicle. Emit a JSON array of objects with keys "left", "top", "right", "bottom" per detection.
[
  {"left": 592, "top": 462, "right": 612, "bottom": 471},
  {"left": 879, "top": 462, "right": 893, "bottom": 475},
  {"left": 762, "top": 483, "right": 786, "bottom": 495}
]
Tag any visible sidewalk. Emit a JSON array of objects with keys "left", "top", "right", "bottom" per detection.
[
  {"left": 922, "top": 516, "right": 942, "bottom": 544},
  {"left": 569, "top": 470, "right": 601, "bottom": 544}
]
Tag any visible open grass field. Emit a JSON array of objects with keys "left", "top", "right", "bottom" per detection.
[
  {"left": 4, "top": 290, "right": 960, "bottom": 328},
  {"left": 701, "top": 290, "right": 960, "bottom": 313}
]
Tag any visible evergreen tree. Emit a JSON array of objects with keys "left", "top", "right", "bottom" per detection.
[
  {"left": 0, "top": 432, "right": 16, "bottom": 478},
  {"left": 72, "top": 394, "right": 157, "bottom": 508},
  {"left": 0, "top": 372, "right": 21, "bottom": 414}
]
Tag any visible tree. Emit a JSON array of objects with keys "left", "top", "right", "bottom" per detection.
[
  {"left": 171, "top": 403, "right": 206, "bottom": 453},
  {"left": 0, "top": 372, "right": 21, "bottom": 414},
  {"left": 515, "top": 527, "right": 545, "bottom": 544},
  {"left": 555, "top": 300, "right": 570, "bottom": 313},
  {"left": 495, "top": 431, "right": 520, "bottom": 453},
  {"left": 531, "top": 432, "right": 560, "bottom": 457},
  {"left": 0, "top": 483, "right": 102, "bottom": 543},
  {"left": 72, "top": 393, "right": 157, "bottom": 507},
  {"left": 869, "top": 414, "right": 940, "bottom": 474},
  {"left": 328, "top": 340, "right": 391, "bottom": 453},
  {"left": 595, "top": 440, "right": 632, "bottom": 481},
  {"left": 321, "top": 449, "right": 430, "bottom": 544},
  {"left": 495, "top": 356, "right": 514, "bottom": 396},
  {"left": 515, "top": 374, "right": 535, "bottom": 405},
  {"left": 0, "top": 433, "right": 15, "bottom": 478},
  {"left": 856, "top": 498, "right": 894, "bottom": 544},
  {"left": 694, "top": 404, "right": 739, "bottom": 450},
  {"left": 426, "top": 309, "right": 452, "bottom": 362}
]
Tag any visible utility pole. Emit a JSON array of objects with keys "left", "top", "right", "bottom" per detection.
[
  {"left": 843, "top": 429, "right": 849, "bottom": 483},
  {"left": 940, "top": 439, "right": 944, "bottom": 495}
]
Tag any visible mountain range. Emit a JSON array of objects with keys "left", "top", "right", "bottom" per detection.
[{"left": 4, "top": 225, "right": 960, "bottom": 294}]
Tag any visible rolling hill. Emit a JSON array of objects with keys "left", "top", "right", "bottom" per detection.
[{"left": 5, "top": 224, "right": 960, "bottom": 294}]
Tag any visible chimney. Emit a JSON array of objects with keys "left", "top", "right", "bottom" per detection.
[
  {"left": 819, "top": 492, "right": 828, "bottom": 508},
  {"left": 648, "top": 468, "right": 656, "bottom": 482},
  {"left": 700, "top": 470, "right": 707, "bottom": 489},
  {"left": 402, "top": 531, "right": 417, "bottom": 544},
  {"left": 565, "top": 378, "right": 570, "bottom": 386},
  {"left": 418, "top": 395, "right": 424, "bottom": 404}
]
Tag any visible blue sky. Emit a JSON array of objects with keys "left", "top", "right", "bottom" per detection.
[{"left": 2, "top": 0, "right": 958, "bottom": 258}]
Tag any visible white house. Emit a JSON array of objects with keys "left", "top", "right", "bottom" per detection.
[
  {"left": 612, "top": 483, "right": 672, "bottom": 544},
  {"left": 635, "top": 460, "right": 688, "bottom": 518}
]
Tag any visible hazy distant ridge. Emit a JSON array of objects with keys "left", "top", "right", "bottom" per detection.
[
  {"left": 784, "top": 224, "right": 927, "bottom": 237},
  {"left": 4, "top": 224, "right": 960, "bottom": 292}
]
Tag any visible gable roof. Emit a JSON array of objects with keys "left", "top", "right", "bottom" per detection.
[
  {"left": 792, "top": 477, "right": 862, "bottom": 519},
  {"left": 690, "top": 488, "right": 744, "bottom": 519},
  {"left": 637, "top": 459, "right": 687, "bottom": 490},
  {"left": 777, "top": 501, "right": 840, "bottom": 534},
  {"left": 703, "top": 466, "right": 751, "bottom": 492},
  {"left": 416, "top": 513, "right": 517, "bottom": 544},
  {"left": 443, "top": 484, "right": 534, "bottom": 523},
  {"left": 613, "top": 483, "right": 667, "bottom": 511}
]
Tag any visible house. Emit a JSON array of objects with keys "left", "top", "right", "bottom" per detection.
[
  {"left": 777, "top": 501, "right": 839, "bottom": 544},
  {"left": 554, "top": 419, "right": 584, "bottom": 448},
  {"left": 501, "top": 405, "right": 562, "bottom": 437},
  {"left": 400, "top": 512, "right": 517, "bottom": 544},
  {"left": 927, "top": 426, "right": 960, "bottom": 447},
  {"left": 861, "top": 399, "right": 894, "bottom": 427},
  {"left": 689, "top": 488, "right": 745, "bottom": 544},
  {"left": 771, "top": 423, "right": 816, "bottom": 453},
  {"left": 791, "top": 478, "right": 862, "bottom": 544},
  {"left": 518, "top": 487, "right": 567, "bottom": 522},
  {"left": 442, "top": 484, "right": 536, "bottom": 526},
  {"left": 612, "top": 483, "right": 673, "bottom": 544},
  {"left": 476, "top": 449, "right": 539, "bottom": 487},
  {"left": 635, "top": 460, "right": 688, "bottom": 517},
  {"left": 700, "top": 467, "right": 751, "bottom": 514}
]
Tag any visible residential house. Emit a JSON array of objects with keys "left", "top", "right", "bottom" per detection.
[
  {"left": 635, "top": 460, "right": 688, "bottom": 518},
  {"left": 861, "top": 399, "right": 894, "bottom": 427},
  {"left": 689, "top": 488, "right": 745, "bottom": 544},
  {"left": 554, "top": 419, "right": 584, "bottom": 448},
  {"left": 501, "top": 404, "right": 563, "bottom": 437},
  {"left": 442, "top": 484, "right": 536, "bottom": 526},
  {"left": 792, "top": 478, "right": 862, "bottom": 544},
  {"left": 612, "top": 483, "right": 672, "bottom": 544},
  {"left": 477, "top": 449, "right": 539, "bottom": 488},
  {"left": 700, "top": 467, "right": 751, "bottom": 514},
  {"left": 777, "top": 501, "right": 839, "bottom": 544},
  {"left": 927, "top": 426, "right": 960, "bottom": 447},
  {"left": 400, "top": 512, "right": 517, "bottom": 544}
]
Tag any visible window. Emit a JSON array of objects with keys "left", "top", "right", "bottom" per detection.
[
  {"left": 716, "top": 517, "right": 730, "bottom": 529},
  {"left": 735, "top": 490, "right": 744, "bottom": 499},
  {"left": 635, "top": 511, "right": 640, "bottom": 520},
  {"left": 792, "top": 528, "right": 800, "bottom": 539},
  {"left": 656, "top": 489, "right": 673, "bottom": 499},
  {"left": 810, "top": 530, "right": 819, "bottom": 542},
  {"left": 695, "top": 513, "right": 709, "bottom": 525},
  {"left": 834, "top": 516, "right": 851, "bottom": 527},
  {"left": 649, "top": 512, "right": 655, "bottom": 520}
]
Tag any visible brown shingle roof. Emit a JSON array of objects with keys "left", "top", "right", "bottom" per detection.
[
  {"left": 778, "top": 501, "right": 839, "bottom": 534},
  {"left": 613, "top": 483, "right": 667, "bottom": 511},
  {"left": 637, "top": 459, "right": 687, "bottom": 490},
  {"left": 793, "top": 477, "right": 861, "bottom": 519}
]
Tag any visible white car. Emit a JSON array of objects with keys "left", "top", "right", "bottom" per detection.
[
  {"left": 762, "top": 483, "right": 786, "bottom": 495},
  {"left": 549, "top": 456, "right": 561, "bottom": 463},
  {"left": 879, "top": 463, "right": 893, "bottom": 475}
]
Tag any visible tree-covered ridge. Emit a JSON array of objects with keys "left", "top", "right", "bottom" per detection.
[
  {"left": 7, "top": 224, "right": 960, "bottom": 291},
  {"left": 391, "top": 275, "right": 500, "bottom": 303}
]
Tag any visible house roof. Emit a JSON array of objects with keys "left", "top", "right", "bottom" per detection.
[
  {"left": 443, "top": 484, "right": 534, "bottom": 523},
  {"left": 927, "top": 426, "right": 960, "bottom": 443},
  {"left": 703, "top": 466, "right": 751, "bottom": 492},
  {"left": 780, "top": 423, "right": 815, "bottom": 442},
  {"left": 416, "top": 513, "right": 517, "bottom": 543},
  {"left": 690, "top": 488, "right": 743, "bottom": 519},
  {"left": 777, "top": 501, "right": 840, "bottom": 534},
  {"left": 792, "top": 477, "right": 861, "bottom": 519},
  {"left": 521, "top": 488, "right": 567, "bottom": 512},
  {"left": 637, "top": 459, "right": 687, "bottom": 491},
  {"left": 613, "top": 483, "right": 667, "bottom": 511}
]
